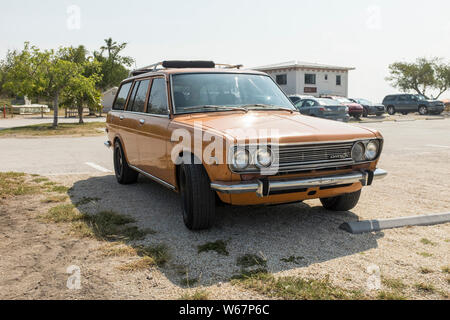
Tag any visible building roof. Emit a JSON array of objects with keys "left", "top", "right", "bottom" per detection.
[{"left": 253, "top": 60, "right": 355, "bottom": 72}]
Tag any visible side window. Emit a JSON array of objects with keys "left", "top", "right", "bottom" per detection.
[
  {"left": 128, "top": 80, "right": 150, "bottom": 113},
  {"left": 398, "top": 95, "right": 406, "bottom": 101},
  {"left": 112, "top": 82, "right": 132, "bottom": 110},
  {"left": 147, "top": 78, "right": 169, "bottom": 115},
  {"left": 336, "top": 75, "right": 342, "bottom": 86}
]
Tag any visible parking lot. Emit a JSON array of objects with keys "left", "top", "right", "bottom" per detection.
[{"left": 0, "top": 117, "right": 449, "bottom": 299}]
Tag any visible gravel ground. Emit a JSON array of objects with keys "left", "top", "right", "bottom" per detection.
[{"left": 0, "top": 119, "right": 449, "bottom": 299}]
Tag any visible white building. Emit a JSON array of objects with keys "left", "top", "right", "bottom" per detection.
[
  {"left": 101, "top": 87, "right": 118, "bottom": 113},
  {"left": 253, "top": 61, "right": 355, "bottom": 98}
]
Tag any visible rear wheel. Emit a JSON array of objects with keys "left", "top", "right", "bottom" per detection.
[
  {"left": 179, "top": 161, "right": 216, "bottom": 230},
  {"left": 320, "top": 190, "right": 361, "bottom": 211},
  {"left": 387, "top": 106, "right": 395, "bottom": 115},
  {"left": 113, "top": 140, "right": 138, "bottom": 184},
  {"left": 418, "top": 106, "right": 428, "bottom": 115}
]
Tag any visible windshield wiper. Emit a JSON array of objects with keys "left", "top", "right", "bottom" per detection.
[
  {"left": 240, "top": 104, "right": 296, "bottom": 114},
  {"left": 182, "top": 105, "right": 248, "bottom": 113}
]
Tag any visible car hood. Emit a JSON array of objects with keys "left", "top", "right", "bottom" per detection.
[{"left": 172, "top": 111, "right": 379, "bottom": 144}]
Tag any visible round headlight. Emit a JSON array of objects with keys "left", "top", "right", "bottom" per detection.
[
  {"left": 351, "top": 142, "right": 365, "bottom": 162},
  {"left": 232, "top": 149, "right": 250, "bottom": 170},
  {"left": 365, "top": 140, "right": 379, "bottom": 160},
  {"left": 255, "top": 148, "right": 272, "bottom": 167}
]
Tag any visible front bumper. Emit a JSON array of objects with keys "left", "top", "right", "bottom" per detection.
[{"left": 211, "top": 169, "right": 387, "bottom": 197}]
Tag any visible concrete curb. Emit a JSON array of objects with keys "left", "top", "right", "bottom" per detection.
[{"left": 340, "top": 212, "right": 450, "bottom": 234}]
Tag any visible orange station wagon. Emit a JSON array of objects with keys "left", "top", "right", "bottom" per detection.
[{"left": 105, "top": 61, "right": 387, "bottom": 230}]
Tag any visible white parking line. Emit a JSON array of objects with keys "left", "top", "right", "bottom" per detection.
[
  {"left": 85, "top": 162, "right": 112, "bottom": 173},
  {"left": 426, "top": 144, "right": 450, "bottom": 149}
]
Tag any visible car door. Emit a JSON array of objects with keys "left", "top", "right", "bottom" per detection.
[
  {"left": 408, "top": 95, "right": 419, "bottom": 112},
  {"left": 396, "top": 95, "right": 408, "bottom": 112},
  {"left": 120, "top": 79, "right": 151, "bottom": 166},
  {"left": 302, "top": 99, "right": 315, "bottom": 115},
  {"left": 136, "top": 77, "right": 173, "bottom": 185}
]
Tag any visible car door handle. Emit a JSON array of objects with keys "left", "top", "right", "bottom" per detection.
[
  {"left": 119, "top": 115, "right": 124, "bottom": 120},
  {"left": 139, "top": 119, "right": 145, "bottom": 125}
]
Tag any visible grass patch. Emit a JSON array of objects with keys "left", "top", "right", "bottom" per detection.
[
  {"left": 100, "top": 244, "right": 137, "bottom": 257},
  {"left": 420, "top": 238, "right": 436, "bottom": 246},
  {"left": 237, "top": 253, "right": 267, "bottom": 268},
  {"left": 180, "top": 290, "right": 209, "bottom": 300},
  {"left": 0, "top": 172, "right": 40, "bottom": 197},
  {"left": 382, "top": 277, "right": 407, "bottom": 291},
  {"left": 419, "top": 267, "right": 433, "bottom": 274},
  {"left": 414, "top": 283, "right": 435, "bottom": 294},
  {"left": 117, "top": 256, "right": 155, "bottom": 272},
  {"left": 41, "top": 195, "right": 69, "bottom": 203},
  {"left": 44, "top": 206, "right": 150, "bottom": 241},
  {"left": 32, "top": 177, "right": 49, "bottom": 183},
  {"left": 417, "top": 252, "right": 433, "bottom": 258},
  {"left": 198, "top": 240, "right": 229, "bottom": 256},
  {"left": 41, "top": 204, "right": 83, "bottom": 223},
  {"left": 441, "top": 266, "right": 450, "bottom": 274},
  {"left": 75, "top": 197, "right": 100, "bottom": 207},
  {"left": 0, "top": 122, "right": 106, "bottom": 137},
  {"left": 232, "top": 273, "right": 363, "bottom": 300},
  {"left": 135, "top": 244, "right": 170, "bottom": 267},
  {"left": 281, "top": 255, "right": 304, "bottom": 265},
  {"left": 47, "top": 185, "right": 69, "bottom": 194},
  {"left": 377, "top": 291, "right": 406, "bottom": 300},
  {"left": 180, "top": 277, "right": 199, "bottom": 287}
]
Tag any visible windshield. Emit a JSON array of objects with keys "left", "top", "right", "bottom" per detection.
[
  {"left": 317, "top": 99, "right": 340, "bottom": 106},
  {"left": 357, "top": 98, "right": 372, "bottom": 105},
  {"left": 335, "top": 97, "right": 353, "bottom": 104},
  {"left": 171, "top": 73, "right": 295, "bottom": 114}
]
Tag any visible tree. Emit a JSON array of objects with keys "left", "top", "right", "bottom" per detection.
[
  {"left": 60, "top": 46, "right": 102, "bottom": 123},
  {"left": 3, "top": 43, "right": 88, "bottom": 127},
  {"left": 386, "top": 57, "right": 450, "bottom": 99},
  {"left": 95, "top": 38, "right": 134, "bottom": 91}
]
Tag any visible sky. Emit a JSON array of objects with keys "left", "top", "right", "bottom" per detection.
[{"left": 1, "top": 0, "right": 449, "bottom": 102}]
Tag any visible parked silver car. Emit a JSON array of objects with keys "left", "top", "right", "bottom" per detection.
[
  {"left": 294, "top": 98, "right": 350, "bottom": 122},
  {"left": 350, "top": 98, "right": 386, "bottom": 117}
]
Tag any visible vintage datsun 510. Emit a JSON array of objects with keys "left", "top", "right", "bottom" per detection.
[{"left": 105, "top": 61, "right": 387, "bottom": 230}]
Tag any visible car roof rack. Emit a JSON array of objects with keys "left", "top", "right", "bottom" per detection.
[{"left": 129, "top": 60, "right": 243, "bottom": 77}]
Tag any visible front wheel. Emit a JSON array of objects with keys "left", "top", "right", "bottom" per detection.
[
  {"left": 179, "top": 162, "right": 216, "bottom": 230},
  {"left": 320, "top": 190, "right": 361, "bottom": 211},
  {"left": 387, "top": 106, "right": 395, "bottom": 115},
  {"left": 362, "top": 108, "right": 369, "bottom": 117}
]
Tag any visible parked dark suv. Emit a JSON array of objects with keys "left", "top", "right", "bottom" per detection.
[{"left": 382, "top": 94, "right": 445, "bottom": 115}]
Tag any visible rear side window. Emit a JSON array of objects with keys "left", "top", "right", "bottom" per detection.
[
  {"left": 398, "top": 95, "right": 407, "bottom": 101},
  {"left": 128, "top": 80, "right": 150, "bottom": 113},
  {"left": 147, "top": 78, "right": 169, "bottom": 115},
  {"left": 112, "top": 82, "right": 132, "bottom": 110}
]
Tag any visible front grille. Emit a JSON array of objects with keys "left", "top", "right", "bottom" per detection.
[{"left": 273, "top": 142, "right": 354, "bottom": 173}]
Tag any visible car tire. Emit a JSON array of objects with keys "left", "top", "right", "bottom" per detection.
[
  {"left": 113, "top": 140, "right": 139, "bottom": 185},
  {"left": 320, "top": 190, "right": 361, "bottom": 211},
  {"left": 387, "top": 106, "right": 395, "bottom": 115},
  {"left": 375, "top": 113, "right": 384, "bottom": 117},
  {"left": 401, "top": 112, "right": 408, "bottom": 115},
  {"left": 418, "top": 106, "right": 428, "bottom": 115},
  {"left": 179, "top": 160, "right": 216, "bottom": 230},
  {"left": 362, "top": 108, "right": 368, "bottom": 117}
]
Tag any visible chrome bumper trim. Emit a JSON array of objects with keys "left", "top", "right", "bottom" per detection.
[
  {"left": 104, "top": 141, "right": 112, "bottom": 148},
  {"left": 211, "top": 169, "right": 388, "bottom": 197}
]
